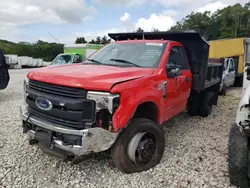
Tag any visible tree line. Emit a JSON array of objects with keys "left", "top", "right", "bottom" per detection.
[
  {"left": 0, "top": 40, "right": 63, "bottom": 62},
  {"left": 170, "top": 2, "right": 250, "bottom": 40},
  {"left": 75, "top": 35, "right": 111, "bottom": 44},
  {"left": 135, "top": 2, "right": 250, "bottom": 41}
]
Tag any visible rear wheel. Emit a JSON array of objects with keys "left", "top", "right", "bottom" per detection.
[
  {"left": 234, "top": 76, "right": 243, "bottom": 87},
  {"left": 198, "top": 92, "right": 214, "bottom": 117},
  {"left": 111, "top": 118, "right": 165, "bottom": 173},
  {"left": 220, "top": 84, "right": 227, "bottom": 96},
  {"left": 228, "top": 123, "right": 250, "bottom": 188}
]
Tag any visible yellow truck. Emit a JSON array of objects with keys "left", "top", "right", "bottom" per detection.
[{"left": 209, "top": 38, "right": 250, "bottom": 86}]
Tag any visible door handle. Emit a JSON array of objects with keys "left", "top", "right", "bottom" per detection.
[{"left": 185, "top": 77, "right": 190, "bottom": 83}]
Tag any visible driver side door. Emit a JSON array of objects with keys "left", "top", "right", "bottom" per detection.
[{"left": 164, "top": 46, "right": 182, "bottom": 120}]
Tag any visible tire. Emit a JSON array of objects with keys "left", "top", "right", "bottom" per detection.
[
  {"left": 111, "top": 118, "right": 165, "bottom": 174},
  {"left": 228, "top": 123, "right": 250, "bottom": 188},
  {"left": 187, "top": 92, "right": 200, "bottom": 116},
  {"left": 220, "top": 84, "right": 227, "bottom": 96},
  {"left": 187, "top": 103, "right": 199, "bottom": 116},
  {"left": 234, "top": 76, "right": 243, "bottom": 87},
  {"left": 198, "top": 92, "right": 214, "bottom": 117}
]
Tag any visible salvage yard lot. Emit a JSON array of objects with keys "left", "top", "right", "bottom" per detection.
[{"left": 0, "top": 69, "right": 241, "bottom": 188}]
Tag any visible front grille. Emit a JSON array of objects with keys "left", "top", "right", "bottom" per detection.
[
  {"left": 28, "top": 107, "right": 85, "bottom": 129},
  {"left": 29, "top": 80, "right": 87, "bottom": 99},
  {"left": 27, "top": 79, "right": 95, "bottom": 129}
]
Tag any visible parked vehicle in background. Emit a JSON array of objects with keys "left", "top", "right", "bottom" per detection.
[
  {"left": 0, "top": 50, "right": 10, "bottom": 90},
  {"left": 210, "top": 57, "right": 236, "bottom": 95},
  {"left": 49, "top": 44, "right": 103, "bottom": 66},
  {"left": 37, "top": 59, "right": 43, "bottom": 67},
  {"left": 209, "top": 38, "right": 250, "bottom": 86},
  {"left": 32, "top": 59, "right": 39, "bottom": 68},
  {"left": 5, "top": 54, "right": 18, "bottom": 68},
  {"left": 228, "top": 53, "right": 250, "bottom": 187},
  {"left": 64, "top": 43, "right": 103, "bottom": 60},
  {"left": 50, "top": 53, "right": 81, "bottom": 65},
  {"left": 19, "top": 56, "right": 30, "bottom": 68},
  {"left": 20, "top": 30, "right": 223, "bottom": 173},
  {"left": 220, "top": 58, "right": 236, "bottom": 95},
  {"left": 27, "top": 57, "right": 33, "bottom": 67}
]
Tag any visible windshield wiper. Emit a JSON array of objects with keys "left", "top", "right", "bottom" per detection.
[
  {"left": 86, "top": 58, "right": 103, "bottom": 65},
  {"left": 109, "top": 58, "right": 141, "bottom": 67}
]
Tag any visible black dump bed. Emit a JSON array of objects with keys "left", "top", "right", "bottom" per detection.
[{"left": 108, "top": 30, "right": 223, "bottom": 91}]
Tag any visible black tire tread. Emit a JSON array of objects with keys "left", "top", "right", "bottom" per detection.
[
  {"left": 111, "top": 118, "right": 165, "bottom": 174},
  {"left": 228, "top": 123, "right": 250, "bottom": 188},
  {"left": 198, "top": 92, "right": 214, "bottom": 117},
  {"left": 220, "top": 85, "right": 227, "bottom": 96}
]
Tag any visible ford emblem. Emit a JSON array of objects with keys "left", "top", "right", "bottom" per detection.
[{"left": 35, "top": 97, "right": 53, "bottom": 111}]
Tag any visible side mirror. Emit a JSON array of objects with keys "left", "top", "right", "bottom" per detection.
[{"left": 167, "top": 67, "right": 180, "bottom": 78}]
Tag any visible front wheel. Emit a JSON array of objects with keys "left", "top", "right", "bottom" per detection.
[
  {"left": 111, "top": 118, "right": 165, "bottom": 173},
  {"left": 228, "top": 123, "right": 250, "bottom": 188}
]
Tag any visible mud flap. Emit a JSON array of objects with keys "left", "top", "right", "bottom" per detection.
[{"left": 0, "top": 50, "right": 10, "bottom": 90}]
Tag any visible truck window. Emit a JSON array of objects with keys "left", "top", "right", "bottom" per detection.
[
  {"left": 224, "top": 59, "right": 229, "bottom": 70},
  {"left": 229, "top": 59, "right": 235, "bottom": 72},
  {"left": 73, "top": 55, "right": 81, "bottom": 63},
  {"left": 167, "top": 46, "right": 189, "bottom": 70},
  {"left": 86, "top": 42, "right": 166, "bottom": 68}
]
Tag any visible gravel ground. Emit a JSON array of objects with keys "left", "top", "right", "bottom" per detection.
[{"left": 0, "top": 69, "right": 242, "bottom": 188}]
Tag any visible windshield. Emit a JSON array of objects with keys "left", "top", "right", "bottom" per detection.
[
  {"left": 51, "top": 54, "right": 74, "bottom": 65},
  {"left": 85, "top": 42, "right": 166, "bottom": 68}
]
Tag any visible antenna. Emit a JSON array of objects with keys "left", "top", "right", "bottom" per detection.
[
  {"left": 142, "top": 19, "right": 145, "bottom": 40},
  {"left": 48, "top": 32, "right": 70, "bottom": 53},
  {"left": 48, "top": 32, "right": 61, "bottom": 44}
]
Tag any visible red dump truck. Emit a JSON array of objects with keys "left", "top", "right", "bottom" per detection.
[{"left": 21, "top": 30, "right": 223, "bottom": 173}]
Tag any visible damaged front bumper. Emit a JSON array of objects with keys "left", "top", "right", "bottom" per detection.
[{"left": 20, "top": 105, "right": 119, "bottom": 157}]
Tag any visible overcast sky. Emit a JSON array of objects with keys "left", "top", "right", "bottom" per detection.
[{"left": 0, "top": 0, "right": 247, "bottom": 44}]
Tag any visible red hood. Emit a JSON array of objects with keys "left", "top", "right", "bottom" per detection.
[{"left": 28, "top": 64, "right": 154, "bottom": 91}]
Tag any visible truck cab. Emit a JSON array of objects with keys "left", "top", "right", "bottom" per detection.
[
  {"left": 20, "top": 30, "right": 223, "bottom": 173},
  {"left": 50, "top": 53, "right": 83, "bottom": 66},
  {"left": 219, "top": 57, "right": 236, "bottom": 95},
  {"left": 0, "top": 50, "right": 10, "bottom": 90}
]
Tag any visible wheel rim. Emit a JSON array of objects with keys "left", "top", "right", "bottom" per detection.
[{"left": 127, "top": 132, "right": 156, "bottom": 166}]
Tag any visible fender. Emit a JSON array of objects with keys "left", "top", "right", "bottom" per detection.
[{"left": 110, "top": 73, "right": 165, "bottom": 129}]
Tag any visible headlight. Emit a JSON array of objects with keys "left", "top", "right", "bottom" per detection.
[
  {"left": 23, "top": 78, "right": 29, "bottom": 100},
  {"left": 87, "top": 91, "right": 120, "bottom": 114}
]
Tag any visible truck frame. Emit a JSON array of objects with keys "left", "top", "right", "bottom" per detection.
[{"left": 20, "top": 30, "right": 223, "bottom": 173}]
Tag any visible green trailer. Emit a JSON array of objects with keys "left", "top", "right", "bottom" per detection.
[{"left": 50, "top": 43, "right": 103, "bottom": 65}]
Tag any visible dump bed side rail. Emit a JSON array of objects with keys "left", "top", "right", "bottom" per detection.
[{"left": 203, "top": 58, "right": 224, "bottom": 89}]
